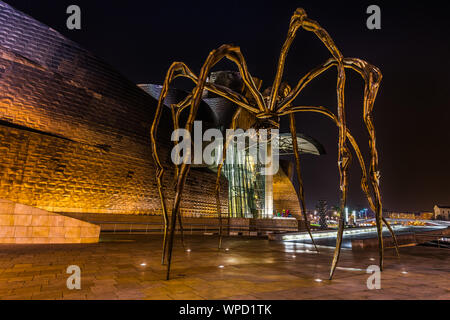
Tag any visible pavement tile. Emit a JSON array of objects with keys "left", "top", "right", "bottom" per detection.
[{"left": 0, "top": 234, "right": 447, "bottom": 300}]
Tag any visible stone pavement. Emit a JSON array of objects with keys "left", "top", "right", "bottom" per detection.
[{"left": 0, "top": 234, "right": 448, "bottom": 300}]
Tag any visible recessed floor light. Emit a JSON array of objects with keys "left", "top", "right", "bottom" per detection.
[
  {"left": 292, "top": 255, "right": 296, "bottom": 258},
  {"left": 218, "top": 265, "right": 225, "bottom": 269},
  {"left": 186, "top": 249, "right": 191, "bottom": 252},
  {"left": 370, "top": 258, "right": 375, "bottom": 261},
  {"left": 225, "top": 248, "right": 229, "bottom": 251},
  {"left": 401, "top": 271, "right": 408, "bottom": 274},
  {"left": 314, "top": 278, "right": 322, "bottom": 282},
  {"left": 140, "top": 263, "right": 146, "bottom": 266}
]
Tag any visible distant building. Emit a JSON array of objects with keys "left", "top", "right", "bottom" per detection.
[
  {"left": 419, "top": 212, "right": 434, "bottom": 220},
  {"left": 386, "top": 212, "right": 416, "bottom": 220},
  {"left": 433, "top": 205, "right": 450, "bottom": 221},
  {"left": 383, "top": 210, "right": 434, "bottom": 220}
]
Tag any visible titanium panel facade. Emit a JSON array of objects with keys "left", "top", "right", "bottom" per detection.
[{"left": 0, "top": 1, "right": 228, "bottom": 216}]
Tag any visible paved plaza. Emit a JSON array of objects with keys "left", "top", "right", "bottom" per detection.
[{"left": 0, "top": 234, "right": 448, "bottom": 300}]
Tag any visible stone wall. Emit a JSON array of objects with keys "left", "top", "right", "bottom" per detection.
[{"left": 0, "top": 199, "right": 100, "bottom": 244}]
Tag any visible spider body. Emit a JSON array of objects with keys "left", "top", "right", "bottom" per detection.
[{"left": 150, "top": 8, "right": 399, "bottom": 280}]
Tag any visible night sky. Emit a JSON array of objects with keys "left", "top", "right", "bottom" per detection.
[{"left": 5, "top": 0, "right": 450, "bottom": 212}]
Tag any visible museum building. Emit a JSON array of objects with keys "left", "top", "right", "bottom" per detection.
[{"left": 0, "top": 1, "right": 323, "bottom": 243}]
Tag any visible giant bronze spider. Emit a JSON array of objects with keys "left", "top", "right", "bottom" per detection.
[{"left": 151, "top": 8, "right": 399, "bottom": 280}]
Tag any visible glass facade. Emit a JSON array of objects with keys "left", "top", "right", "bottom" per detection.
[
  {"left": 207, "top": 132, "right": 321, "bottom": 219},
  {"left": 212, "top": 135, "right": 276, "bottom": 219},
  {"left": 222, "top": 142, "right": 266, "bottom": 218}
]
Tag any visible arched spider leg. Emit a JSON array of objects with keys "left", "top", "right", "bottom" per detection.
[
  {"left": 277, "top": 59, "right": 335, "bottom": 113},
  {"left": 343, "top": 58, "right": 386, "bottom": 269},
  {"left": 285, "top": 106, "right": 399, "bottom": 256},
  {"left": 278, "top": 54, "right": 393, "bottom": 271},
  {"left": 215, "top": 108, "right": 243, "bottom": 249},
  {"left": 163, "top": 44, "right": 270, "bottom": 280},
  {"left": 278, "top": 58, "right": 388, "bottom": 261},
  {"left": 151, "top": 57, "right": 263, "bottom": 267},
  {"left": 269, "top": 8, "right": 343, "bottom": 111},
  {"left": 346, "top": 133, "right": 400, "bottom": 258},
  {"left": 288, "top": 113, "right": 319, "bottom": 251},
  {"left": 269, "top": 9, "right": 352, "bottom": 267},
  {"left": 169, "top": 94, "right": 195, "bottom": 254},
  {"left": 281, "top": 106, "right": 399, "bottom": 277},
  {"left": 302, "top": 57, "right": 390, "bottom": 269},
  {"left": 275, "top": 9, "right": 352, "bottom": 277}
]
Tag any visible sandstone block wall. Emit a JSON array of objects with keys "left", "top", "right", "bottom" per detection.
[{"left": 0, "top": 199, "right": 100, "bottom": 244}]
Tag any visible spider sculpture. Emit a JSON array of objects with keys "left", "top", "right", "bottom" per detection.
[{"left": 151, "top": 8, "right": 400, "bottom": 280}]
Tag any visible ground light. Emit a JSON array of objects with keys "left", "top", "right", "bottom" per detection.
[{"left": 336, "top": 267, "right": 365, "bottom": 272}]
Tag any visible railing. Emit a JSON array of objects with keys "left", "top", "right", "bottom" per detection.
[{"left": 89, "top": 221, "right": 298, "bottom": 235}]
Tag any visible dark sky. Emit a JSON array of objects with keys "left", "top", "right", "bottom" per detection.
[{"left": 5, "top": 0, "right": 450, "bottom": 212}]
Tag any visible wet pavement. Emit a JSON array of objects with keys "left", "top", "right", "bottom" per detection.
[{"left": 0, "top": 234, "right": 448, "bottom": 300}]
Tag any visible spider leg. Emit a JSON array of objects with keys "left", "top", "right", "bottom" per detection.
[
  {"left": 288, "top": 113, "right": 319, "bottom": 251},
  {"left": 327, "top": 61, "right": 350, "bottom": 280},
  {"left": 277, "top": 59, "right": 335, "bottom": 113},
  {"left": 272, "top": 8, "right": 393, "bottom": 271},
  {"left": 151, "top": 66, "right": 198, "bottom": 265},
  {"left": 282, "top": 105, "right": 399, "bottom": 276},
  {"left": 282, "top": 105, "right": 350, "bottom": 279},
  {"left": 347, "top": 132, "right": 400, "bottom": 258},
  {"left": 150, "top": 67, "right": 178, "bottom": 265},
  {"left": 164, "top": 44, "right": 267, "bottom": 280},
  {"left": 281, "top": 56, "right": 399, "bottom": 263},
  {"left": 269, "top": 9, "right": 351, "bottom": 278},
  {"left": 364, "top": 68, "right": 385, "bottom": 269},
  {"left": 343, "top": 58, "right": 387, "bottom": 269},
  {"left": 269, "top": 8, "right": 343, "bottom": 111},
  {"left": 215, "top": 108, "right": 243, "bottom": 249},
  {"left": 170, "top": 94, "right": 194, "bottom": 251},
  {"left": 152, "top": 55, "right": 261, "bottom": 267}
]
